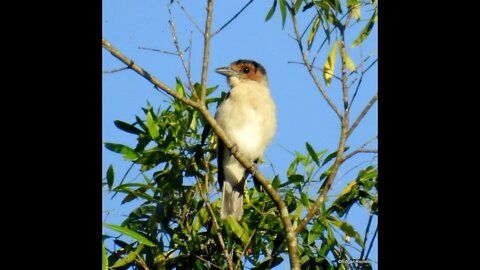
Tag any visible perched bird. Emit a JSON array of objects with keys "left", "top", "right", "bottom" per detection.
[{"left": 215, "top": 59, "right": 276, "bottom": 220}]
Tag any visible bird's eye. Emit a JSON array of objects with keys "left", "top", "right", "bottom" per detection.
[{"left": 243, "top": 67, "right": 250, "bottom": 73}]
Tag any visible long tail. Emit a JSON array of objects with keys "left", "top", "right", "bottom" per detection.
[{"left": 221, "top": 181, "right": 244, "bottom": 220}]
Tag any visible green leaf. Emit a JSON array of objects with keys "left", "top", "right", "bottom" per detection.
[
  {"left": 322, "top": 147, "right": 349, "bottom": 166},
  {"left": 146, "top": 110, "right": 160, "bottom": 140},
  {"left": 294, "top": 0, "right": 303, "bottom": 13},
  {"left": 175, "top": 77, "right": 185, "bottom": 97},
  {"left": 272, "top": 175, "right": 281, "bottom": 189},
  {"left": 224, "top": 217, "right": 249, "bottom": 245},
  {"left": 135, "top": 116, "right": 148, "bottom": 132},
  {"left": 265, "top": 0, "right": 277, "bottom": 21},
  {"left": 104, "top": 143, "right": 138, "bottom": 160},
  {"left": 287, "top": 157, "right": 300, "bottom": 177},
  {"left": 106, "top": 165, "right": 114, "bottom": 191},
  {"left": 314, "top": 1, "right": 331, "bottom": 10},
  {"left": 308, "top": 219, "right": 324, "bottom": 244},
  {"left": 300, "top": 192, "right": 309, "bottom": 207},
  {"left": 114, "top": 120, "right": 143, "bottom": 135},
  {"left": 102, "top": 240, "right": 108, "bottom": 270},
  {"left": 327, "top": 217, "right": 364, "bottom": 248},
  {"left": 351, "top": 11, "right": 377, "bottom": 48},
  {"left": 323, "top": 40, "right": 338, "bottom": 86},
  {"left": 192, "top": 206, "right": 209, "bottom": 232},
  {"left": 206, "top": 85, "right": 219, "bottom": 96},
  {"left": 306, "top": 142, "right": 320, "bottom": 166},
  {"left": 307, "top": 15, "right": 321, "bottom": 50},
  {"left": 110, "top": 243, "right": 144, "bottom": 268},
  {"left": 279, "top": 0, "right": 286, "bottom": 28},
  {"left": 103, "top": 223, "right": 156, "bottom": 247}
]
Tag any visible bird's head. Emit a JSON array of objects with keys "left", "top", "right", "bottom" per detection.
[{"left": 215, "top": 59, "right": 268, "bottom": 87}]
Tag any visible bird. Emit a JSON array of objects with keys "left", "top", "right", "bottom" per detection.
[{"left": 214, "top": 59, "right": 276, "bottom": 220}]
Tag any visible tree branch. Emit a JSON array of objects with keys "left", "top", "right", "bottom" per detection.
[
  {"left": 347, "top": 92, "right": 378, "bottom": 138},
  {"left": 291, "top": 12, "right": 343, "bottom": 119},
  {"left": 138, "top": 46, "right": 179, "bottom": 56},
  {"left": 211, "top": 0, "right": 254, "bottom": 37},
  {"left": 200, "top": 0, "right": 214, "bottom": 105},
  {"left": 294, "top": 18, "right": 351, "bottom": 235},
  {"left": 102, "top": 38, "right": 200, "bottom": 110}
]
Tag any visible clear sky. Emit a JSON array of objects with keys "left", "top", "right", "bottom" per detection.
[{"left": 103, "top": 0, "right": 377, "bottom": 269}]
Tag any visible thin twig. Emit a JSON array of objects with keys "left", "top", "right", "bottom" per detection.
[
  {"left": 288, "top": 60, "right": 343, "bottom": 82},
  {"left": 235, "top": 228, "right": 257, "bottom": 269},
  {"left": 197, "top": 180, "right": 234, "bottom": 270},
  {"left": 291, "top": 12, "right": 343, "bottom": 119},
  {"left": 168, "top": 9, "right": 197, "bottom": 100},
  {"left": 365, "top": 226, "right": 378, "bottom": 260},
  {"left": 347, "top": 92, "right": 378, "bottom": 138},
  {"left": 138, "top": 46, "right": 179, "bottom": 56},
  {"left": 349, "top": 58, "right": 377, "bottom": 110},
  {"left": 211, "top": 0, "right": 254, "bottom": 37},
  {"left": 343, "top": 135, "right": 377, "bottom": 161},
  {"left": 102, "top": 67, "right": 130, "bottom": 74},
  {"left": 175, "top": 0, "right": 203, "bottom": 34},
  {"left": 200, "top": 0, "right": 214, "bottom": 105},
  {"left": 359, "top": 212, "right": 374, "bottom": 260},
  {"left": 195, "top": 255, "right": 222, "bottom": 269}
]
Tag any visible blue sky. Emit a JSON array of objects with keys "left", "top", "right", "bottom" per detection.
[{"left": 103, "top": 0, "right": 377, "bottom": 268}]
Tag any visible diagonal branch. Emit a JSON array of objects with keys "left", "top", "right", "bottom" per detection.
[
  {"left": 102, "top": 38, "right": 200, "bottom": 110},
  {"left": 347, "top": 92, "right": 378, "bottom": 138},
  {"left": 200, "top": 0, "right": 214, "bottom": 105},
  {"left": 211, "top": 0, "right": 254, "bottom": 37}
]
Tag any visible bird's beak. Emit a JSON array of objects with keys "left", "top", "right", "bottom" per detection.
[{"left": 215, "top": 66, "right": 238, "bottom": 77}]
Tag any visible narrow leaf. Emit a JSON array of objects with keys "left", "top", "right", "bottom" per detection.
[
  {"left": 102, "top": 240, "right": 108, "bottom": 270},
  {"left": 114, "top": 120, "right": 143, "bottom": 135},
  {"left": 294, "top": 0, "right": 303, "bottom": 13},
  {"left": 110, "top": 243, "right": 144, "bottom": 268},
  {"left": 323, "top": 40, "right": 338, "bottom": 86},
  {"left": 175, "top": 77, "right": 185, "bottom": 97},
  {"left": 225, "top": 217, "right": 249, "bottom": 245},
  {"left": 351, "top": 12, "right": 377, "bottom": 48},
  {"left": 279, "top": 0, "right": 287, "bottom": 28},
  {"left": 146, "top": 110, "right": 160, "bottom": 140},
  {"left": 265, "top": 0, "right": 277, "bottom": 21},
  {"left": 307, "top": 15, "right": 321, "bottom": 50},
  {"left": 327, "top": 217, "right": 364, "bottom": 248},
  {"left": 300, "top": 192, "right": 309, "bottom": 207},
  {"left": 306, "top": 142, "right": 320, "bottom": 166},
  {"left": 103, "top": 223, "right": 156, "bottom": 247},
  {"left": 104, "top": 143, "right": 138, "bottom": 160},
  {"left": 106, "top": 165, "right": 114, "bottom": 191}
]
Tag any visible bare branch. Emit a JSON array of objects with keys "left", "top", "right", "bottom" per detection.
[
  {"left": 347, "top": 92, "right": 378, "bottom": 138},
  {"left": 288, "top": 60, "right": 342, "bottom": 82},
  {"left": 102, "top": 67, "right": 129, "bottom": 74},
  {"left": 138, "top": 46, "right": 179, "bottom": 56},
  {"left": 175, "top": 0, "right": 203, "bottom": 34},
  {"left": 199, "top": 0, "right": 214, "bottom": 105},
  {"left": 168, "top": 9, "right": 197, "bottom": 100},
  {"left": 211, "top": 0, "right": 254, "bottom": 37},
  {"left": 291, "top": 14, "right": 343, "bottom": 119},
  {"left": 102, "top": 38, "right": 200, "bottom": 110},
  {"left": 343, "top": 149, "right": 377, "bottom": 161}
]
